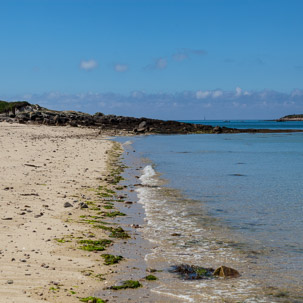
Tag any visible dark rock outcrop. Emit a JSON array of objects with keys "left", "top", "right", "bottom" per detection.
[{"left": 1, "top": 101, "right": 302, "bottom": 134}]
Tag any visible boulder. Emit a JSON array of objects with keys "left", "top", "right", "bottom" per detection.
[{"left": 138, "top": 121, "right": 147, "bottom": 129}]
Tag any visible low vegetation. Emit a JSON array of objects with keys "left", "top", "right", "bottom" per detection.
[{"left": 0, "top": 100, "right": 30, "bottom": 113}]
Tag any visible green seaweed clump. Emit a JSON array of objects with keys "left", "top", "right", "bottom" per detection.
[
  {"left": 145, "top": 275, "right": 157, "bottom": 281},
  {"left": 78, "top": 239, "right": 112, "bottom": 251},
  {"left": 103, "top": 211, "right": 126, "bottom": 217},
  {"left": 79, "top": 297, "right": 105, "bottom": 303},
  {"left": 54, "top": 237, "right": 71, "bottom": 243},
  {"left": 109, "top": 227, "right": 130, "bottom": 239},
  {"left": 103, "top": 205, "right": 114, "bottom": 209},
  {"left": 101, "top": 254, "right": 123, "bottom": 265},
  {"left": 110, "top": 280, "right": 142, "bottom": 290}
]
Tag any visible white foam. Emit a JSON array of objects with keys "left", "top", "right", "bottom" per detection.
[
  {"left": 139, "top": 165, "right": 157, "bottom": 185},
  {"left": 122, "top": 140, "right": 133, "bottom": 146}
]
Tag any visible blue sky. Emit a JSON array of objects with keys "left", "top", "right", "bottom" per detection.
[{"left": 1, "top": 0, "right": 303, "bottom": 119}]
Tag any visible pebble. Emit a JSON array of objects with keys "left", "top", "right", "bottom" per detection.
[{"left": 63, "top": 202, "right": 73, "bottom": 208}]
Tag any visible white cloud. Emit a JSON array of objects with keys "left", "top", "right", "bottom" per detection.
[
  {"left": 172, "top": 49, "right": 207, "bottom": 62},
  {"left": 145, "top": 57, "right": 167, "bottom": 70},
  {"left": 80, "top": 60, "right": 98, "bottom": 71},
  {"left": 196, "top": 90, "right": 210, "bottom": 99},
  {"left": 235, "top": 86, "right": 242, "bottom": 97},
  {"left": 114, "top": 64, "right": 128, "bottom": 72},
  {"left": 196, "top": 90, "right": 223, "bottom": 99},
  {"left": 173, "top": 52, "right": 188, "bottom": 61},
  {"left": 212, "top": 90, "right": 223, "bottom": 98},
  {"left": 131, "top": 91, "right": 145, "bottom": 98},
  {"left": 291, "top": 89, "right": 303, "bottom": 97}
]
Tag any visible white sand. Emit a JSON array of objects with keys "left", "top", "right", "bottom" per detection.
[{"left": 0, "top": 123, "right": 114, "bottom": 302}]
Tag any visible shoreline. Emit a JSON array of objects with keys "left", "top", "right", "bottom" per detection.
[{"left": 1, "top": 123, "right": 302, "bottom": 303}]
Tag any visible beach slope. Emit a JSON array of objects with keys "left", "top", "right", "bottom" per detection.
[{"left": 0, "top": 123, "right": 113, "bottom": 302}]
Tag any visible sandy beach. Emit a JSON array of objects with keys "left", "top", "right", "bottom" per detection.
[{"left": 0, "top": 122, "right": 118, "bottom": 302}]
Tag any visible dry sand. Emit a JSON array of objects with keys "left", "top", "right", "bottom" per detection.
[{"left": 0, "top": 122, "right": 116, "bottom": 302}]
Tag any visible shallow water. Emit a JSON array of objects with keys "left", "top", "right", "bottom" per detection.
[{"left": 117, "top": 132, "right": 303, "bottom": 302}]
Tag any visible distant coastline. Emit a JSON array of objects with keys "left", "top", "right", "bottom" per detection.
[{"left": 277, "top": 114, "right": 303, "bottom": 121}]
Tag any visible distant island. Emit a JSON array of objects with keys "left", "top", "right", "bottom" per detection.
[{"left": 277, "top": 114, "right": 303, "bottom": 121}]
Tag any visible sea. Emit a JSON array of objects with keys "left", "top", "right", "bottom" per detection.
[{"left": 118, "top": 120, "right": 303, "bottom": 303}]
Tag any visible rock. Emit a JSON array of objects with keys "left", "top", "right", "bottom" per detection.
[
  {"left": 64, "top": 202, "right": 73, "bottom": 208},
  {"left": 79, "top": 202, "right": 88, "bottom": 209},
  {"left": 69, "top": 121, "right": 78, "bottom": 127},
  {"left": 213, "top": 266, "right": 240, "bottom": 278},
  {"left": 172, "top": 264, "right": 214, "bottom": 280},
  {"left": 138, "top": 121, "right": 147, "bottom": 129},
  {"left": 213, "top": 126, "right": 222, "bottom": 133}
]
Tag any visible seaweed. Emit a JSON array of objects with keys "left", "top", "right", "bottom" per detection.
[
  {"left": 77, "top": 239, "right": 112, "bottom": 251},
  {"left": 79, "top": 297, "right": 105, "bottom": 303},
  {"left": 145, "top": 275, "right": 157, "bottom": 281},
  {"left": 102, "top": 211, "right": 126, "bottom": 217},
  {"left": 101, "top": 254, "right": 123, "bottom": 265},
  {"left": 110, "top": 280, "right": 142, "bottom": 290},
  {"left": 109, "top": 227, "right": 130, "bottom": 239}
]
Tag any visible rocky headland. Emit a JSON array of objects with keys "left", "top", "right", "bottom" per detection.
[{"left": 1, "top": 100, "right": 302, "bottom": 134}]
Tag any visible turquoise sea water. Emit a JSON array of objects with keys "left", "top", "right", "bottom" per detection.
[
  {"left": 118, "top": 121, "right": 303, "bottom": 302},
  {"left": 179, "top": 119, "right": 303, "bottom": 129}
]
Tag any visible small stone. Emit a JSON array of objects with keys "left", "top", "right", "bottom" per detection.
[
  {"left": 64, "top": 202, "right": 73, "bottom": 208},
  {"left": 79, "top": 202, "right": 88, "bottom": 209},
  {"left": 213, "top": 266, "right": 240, "bottom": 278}
]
